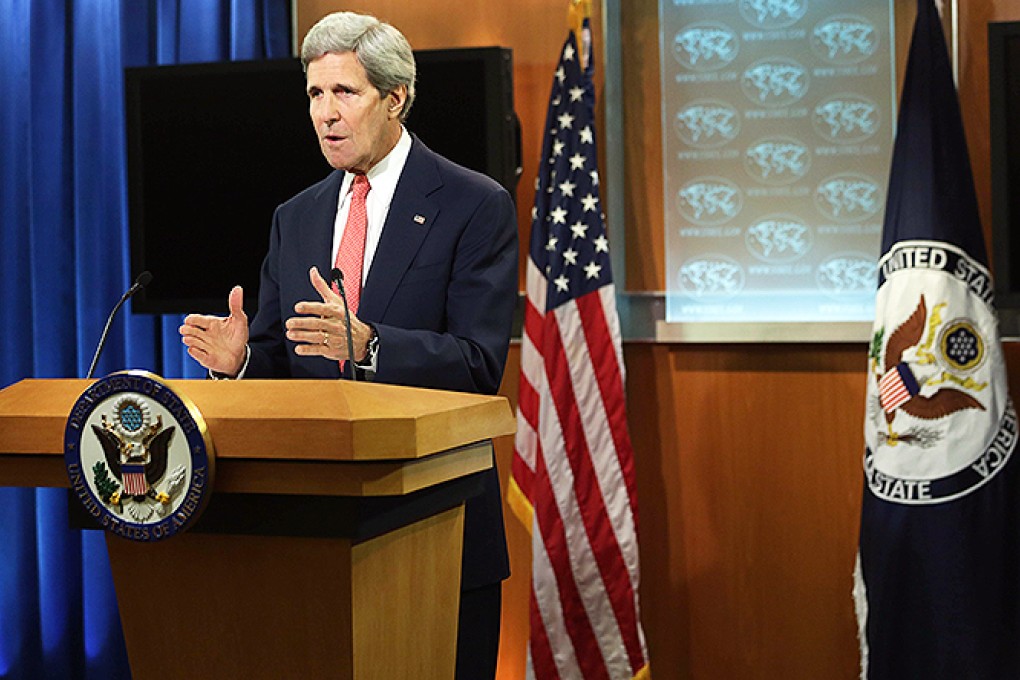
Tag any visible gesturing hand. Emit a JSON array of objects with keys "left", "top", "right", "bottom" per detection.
[
  {"left": 285, "top": 267, "right": 372, "bottom": 363},
  {"left": 179, "top": 286, "right": 249, "bottom": 377}
]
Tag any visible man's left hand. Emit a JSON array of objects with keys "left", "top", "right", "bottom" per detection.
[{"left": 286, "top": 266, "right": 372, "bottom": 362}]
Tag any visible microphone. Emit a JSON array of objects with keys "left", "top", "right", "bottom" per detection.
[
  {"left": 86, "top": 271, "right": 153, "bottom": 380},
  {"left": 330, "top": 267, "right": 358, "bottom": 381}
]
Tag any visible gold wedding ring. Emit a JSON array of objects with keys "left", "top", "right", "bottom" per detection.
[{"left": 322, "top": 330, "right": 329, "bottom": 346}]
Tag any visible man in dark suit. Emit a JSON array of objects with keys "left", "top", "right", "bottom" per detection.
[{"left": 179, "top": 11, "right": 517, "bottom": 679}]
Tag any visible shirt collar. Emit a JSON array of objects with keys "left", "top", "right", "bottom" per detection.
[{"left": 338, "top": 126, "right": 412, "bottom": 202}]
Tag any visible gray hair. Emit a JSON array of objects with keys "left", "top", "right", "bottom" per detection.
[{"left": 300, "top": 12, "right": 416, "bottom": 122}]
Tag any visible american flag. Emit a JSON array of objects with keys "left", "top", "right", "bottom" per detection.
[{"left": 510, "top": 17, "right": 649, "bottom": 680}]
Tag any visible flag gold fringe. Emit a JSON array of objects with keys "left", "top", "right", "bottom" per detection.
[{"left": 507, "top": 475, "right": 535, "bottom": 535}]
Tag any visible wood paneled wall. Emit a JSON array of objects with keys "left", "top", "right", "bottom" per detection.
[
  {"left": 960, "top": 0, "right": 1020, "bottom": 244},
  {"left": 294, "top": 1, "right": 1020, "bottom": 678}
]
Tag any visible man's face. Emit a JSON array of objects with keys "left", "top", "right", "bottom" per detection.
[{"left": 306, "top": 52, "right": 405, "bottom": 174}]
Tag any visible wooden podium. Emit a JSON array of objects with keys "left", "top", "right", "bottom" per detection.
[{"left": 0, "top": 378, "right": 516, "bottom": 679}]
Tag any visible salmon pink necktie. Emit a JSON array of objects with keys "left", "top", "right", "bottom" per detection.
[{"left": 333, "top": 174, "right": 371, "bottom": 313}]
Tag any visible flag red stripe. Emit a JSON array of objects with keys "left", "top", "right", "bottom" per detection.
[
  {"left": 524, "top": 297, "right": 544, "bottom": 350},
  {"left": 529, "top": 580, "right": 562, "bottom": 680},
  {"left": 518, "top": 372, "right": 540, "bottom": 433},
  {"left": 514, "top": 376, "right": 540, "bottom": 497},
  {"left": 511, "top": 450, "right": 536, "bottom": 500},
  {"left": 512, "top": 440, "right": 537, "bottom": 504}
]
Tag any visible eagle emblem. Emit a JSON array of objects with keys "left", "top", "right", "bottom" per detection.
[
  {"left": 89, "top": 396, "right": 188, "bottom": 521},
  {"left": 872, "top": 294, "right": 986, "bottom": 446},
  {"left": 64, "top": 370, "right": 215, "bottom": 540}
]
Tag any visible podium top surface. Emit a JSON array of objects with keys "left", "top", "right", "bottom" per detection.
[{"left": 0, "top": 378, "right": 516, "bottom": 462}]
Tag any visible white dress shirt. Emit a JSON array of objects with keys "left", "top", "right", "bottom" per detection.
[{"left": 331, "top": 127, "right": 413, "bottom": 286}]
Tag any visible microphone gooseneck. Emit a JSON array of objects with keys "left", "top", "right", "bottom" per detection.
[
  {"left": 86, "top": 271, "right": 152, "bottom": 380},
  {"left": 330, "top": 267, "right": 358, "bottom": 381}
]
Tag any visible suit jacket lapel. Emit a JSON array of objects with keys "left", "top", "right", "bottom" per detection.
[
  {"left": 296, "top": 171, "right": 344, "bottom": 378},
  {"left": 300, "top": 170, "right": 344, "bottom": 282},
  {"left": 360, "top": 139, "right": 442, "bottom": 322}
]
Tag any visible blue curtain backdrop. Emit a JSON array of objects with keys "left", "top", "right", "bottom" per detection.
[{"left": 0, "top": 1, "right": 290, "bottom": 677}]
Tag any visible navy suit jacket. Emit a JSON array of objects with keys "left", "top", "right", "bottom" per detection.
[{"left": 244, "top": 136, "right": 517, "bottom": 589}]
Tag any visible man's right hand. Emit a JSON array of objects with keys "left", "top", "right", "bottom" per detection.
[{"left": 179, "top": 286, "right": 249, "bottom": 377}]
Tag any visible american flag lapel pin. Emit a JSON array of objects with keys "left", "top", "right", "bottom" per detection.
[{"left": 413, "top": 214, "right": 426, "bottom": 224}]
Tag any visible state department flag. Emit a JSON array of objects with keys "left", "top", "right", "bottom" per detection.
[
  {"left": 855, "top": 0, "right": 1020, "bottom": 677},
  {"left": 509, "top": 2, "right": 649, "bottom": 678}
]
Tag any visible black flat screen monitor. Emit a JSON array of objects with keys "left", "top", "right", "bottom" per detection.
[
  {"left": 989, "top": 22, "right": 1020, "bottom": 335},
  {"left": 125, "top": 48, "right": 518, "bottom": 314}
]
